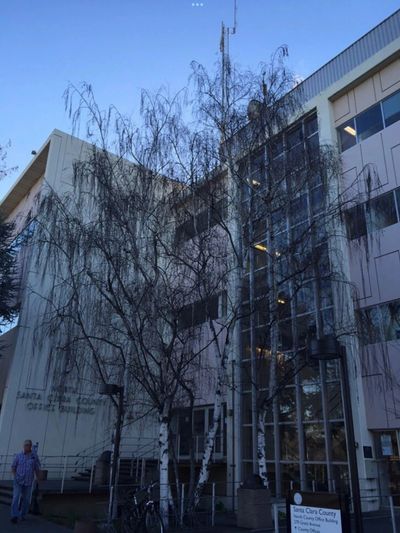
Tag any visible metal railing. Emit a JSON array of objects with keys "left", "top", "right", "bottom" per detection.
[{"left": 174, "top": 434, "right": 225, "bottom": 462}]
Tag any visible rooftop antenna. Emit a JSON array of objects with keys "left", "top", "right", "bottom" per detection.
[{"left": 220, "top": 0, "right": 237, "bottom": 118}]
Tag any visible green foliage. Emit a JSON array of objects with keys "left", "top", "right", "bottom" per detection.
[{"left": 0, "top": 218, "right": 18, "bottom": 331}]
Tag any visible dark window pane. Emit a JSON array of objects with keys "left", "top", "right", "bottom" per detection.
[
  {"left": 192, "top": 300, "right": 206, "bottom": 326},
  {"left": 279, "top": 386, "right": 296, "bottom": 422},
  {"left": 297, "top": 313, "right": 316, "bottom": 346},
  {"left": 327, "top": 382, "right": 343, "bottom": 419},
  {"left": 307, "top": 133, "right": 320, "bottom": 163},
  {"left": 304, "top": 423, "right": 326, "bottom": 460},
  {"left": 287, "top": 143, "right": 305, "bottom": 168},
  {"left": 196, "top": 209, "right": 209, "bottom": 234},
  {"left": 337, "top": 119, "right": 356, "bottom": 152},
  {"left": 331, "top": 422, "right": 347, "bottom": 461},
  {"left": 280, "top": 426, "right": 299, "bottom": 460},
  {"left": 306, "top": 464, "right": 328, "bottom": 492},
  {"left": 311, "top": 185, "right": 324, "bottom": 215},
  {"left": 385, "top": 301, "right": 400, "bottom": 341},
  {"left": 270, "top": 135, "right": 284, "bottom": 159},
  {"left": 305, "top": 114, "right": 318, "bottom": 137},
  {"left": 287, "top": 125, "right": 303, "bottom": 149},
  {"left": 176, "top": 216, "right": 195, "bottom": 242},
  {"left": 356, "top": 104, "right": 383, "bottom": 141},
  {"left": 291, "top": 194, "right": 308, "bottom": 225},
  {"left": 320, "top": 279, "right": 333, "bottom": 308},
  {"left": 383, "top": 90, "right": 400, "bottom": 127},
  {"left": 296, "top": 282, "right": 315, "bottom": 315},
  {"left": 345, "top": 204, "right": 367, "bottom": 239},
  {"left": 302, "top": 384, "right": 323, "bottom": 421},
  {"left": 366, "top": 192, "right": 397, "bottom": 232},
  {"left": 279, "top": 319, "right": 293, "bottom": 351},
  {"left": 357, "top": 306, "right": 381, "bottom": 345}
]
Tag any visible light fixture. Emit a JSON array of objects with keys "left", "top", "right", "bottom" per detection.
[
  {"left": 275, "top": 251, "right": 281, "bottom": 257},
  {"left": 344, "top": 125, "right": 356, "bottom": 136},
  {"left": 277, "top": 298, "right": 286, "bottom": 304},
  {"left": 252, "top": 179, "right": 261, "bottom": 187},
  {"left": 254, "top": 243, "right": 268, "bottom": 252}
]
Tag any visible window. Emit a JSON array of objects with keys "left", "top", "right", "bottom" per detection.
[
  {"left": 338, "top": 119, "right": 357, "bottom": 152},
  {"left": 330, "top": 422, "right": 347, "bottom": 461},
  {"left": 366, "top": 191, "right": 397, "bottom": 232},
  {"left": 304, "top": 423, "right": 326, "bottom": 461},
  {"left": 382, "top": 90, "right": 400, "bottom": 127},
  {"left": 305, "top": 114, "right": 318, "bottom": 137},
  {"left": 345, "top": 204, "right": 366, "bottom": 239},
  {"left": 302, "top": 384, "right": 323, "bottom": 421},
  {"left": 291, "top": 194, "right": 308, "bottom": 225},
  {"left": 270, "top": 134, "right": 284, "bottom": 159},
  {"left": 287, "top": 125, "right": 303, "bottom": 150},
  {"left": 179, "top": 293, "right": 221, "bottom": 329},
  {"left": 358, "top": 300, "right": 400, "bottom": 345},
  {"left": 311, "top": 185, "right": 324, "bottom": 215},
  {"left": 337, "top": 90, "right": 400, "bottom": 152},
  {"left": 385, "top": 301, "right": 400, "bottom": 341},
  {"left": 356, "top": 104, "right": 383, "bottom": 141}
]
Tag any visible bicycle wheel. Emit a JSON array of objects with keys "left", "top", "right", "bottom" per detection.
[{"left": 144, "top": 507, "right": 164, "bottom": 533}]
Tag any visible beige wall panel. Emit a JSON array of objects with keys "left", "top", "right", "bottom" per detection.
[
  {"left": 333, "top": 92, "right": 351, "bottom": 123},
  {"left": 379, "top": 58, "right": 400, "bottom": 94},
  {"left": 354, "top": 77, "right": 377, "bottom": 114}
]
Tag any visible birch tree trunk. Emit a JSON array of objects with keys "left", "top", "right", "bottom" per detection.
[
  {"left": 192, "top": 374, "right": 223, "bottom": 508},
  {"left": 159, "top": 414, "right": 170, "bottom": 529},
  {"left": 257, "top": 410, "right": 268, "bottom": 486}
]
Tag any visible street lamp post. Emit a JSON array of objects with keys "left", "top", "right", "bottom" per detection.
[
  {"left": 99, "top": 383, "right": 124, "bottom": 529},
  {"left": 308, "top": 335, "right": 364, "bottom": 533}
]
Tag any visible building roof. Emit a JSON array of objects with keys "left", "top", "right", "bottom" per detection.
[
  {"left": 296, "top": 9, "right": 400, "bottom": 102},
  {"left": 0, "top": 136, "right": 51, "bottom": 220}
]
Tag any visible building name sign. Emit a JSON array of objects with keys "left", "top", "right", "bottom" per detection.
[
  {"left": 290, "top": 504, "right": 341, "bottom": 532},
  {"left": 287, "top": 491, "right": 349, "bottom": 533},
  {"left": 16, "top": 388, "right": 107, "bottom": 416}
]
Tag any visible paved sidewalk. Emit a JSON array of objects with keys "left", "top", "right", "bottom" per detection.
[{"left": 0, "top": 504, "right": 71, "bottom": 532}]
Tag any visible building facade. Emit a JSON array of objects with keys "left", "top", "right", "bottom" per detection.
[{"left": 0, "top": 9, "right": 400, "bottom": 511}]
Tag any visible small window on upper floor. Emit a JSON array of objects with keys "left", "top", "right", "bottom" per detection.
[
  {"left": 355, "top": 103, "right": 383, "bottom": 142},
  {"left": 286, "top": 125, "right": 303, "bottom": 150},
  {"left": 305, "top": 114, "right": 318, "bottom": 138},
  {"left": 345, "top": 204, "right": 366, "bottom": 240},
  {"left": 338, "top": 119, "right": 357, "bottom": 152},
  {"left": 366, "top": 191, "right": 398, "bottom": 232},
  {"left": 382, "top": 90, "right": 400, "bottom": 128}
]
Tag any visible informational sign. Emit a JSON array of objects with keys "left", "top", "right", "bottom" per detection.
[{"left": 287, "top": 491, "right": 350, "bottom": 533}]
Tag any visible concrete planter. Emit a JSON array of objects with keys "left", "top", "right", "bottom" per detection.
[{"left": 237, "top": 487, "right": 272, "bottom": 529}]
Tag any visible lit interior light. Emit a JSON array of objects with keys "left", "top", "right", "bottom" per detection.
[
  {"left": 254, "top": 243, "right": 268, "bottom": 252},
  {"left": 275, "top": 251, "right": 281, "bottom": 257},
  {"left": 344, "top": 125, "right": 356, "bottom": 136},
  {"left": 252, "top": 179, "right": 261, "bottom": 187},
  {"left": 277, "top": 298, "right": 286, "bottom": 304}
]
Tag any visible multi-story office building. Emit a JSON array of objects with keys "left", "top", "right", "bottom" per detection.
[{"left": 0, "top": 8, "right": 400, "bottom": 511}]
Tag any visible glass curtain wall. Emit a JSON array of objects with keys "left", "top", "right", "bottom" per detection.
[{"left": 239, "top": 112, "right": 349, "bottom": 496}]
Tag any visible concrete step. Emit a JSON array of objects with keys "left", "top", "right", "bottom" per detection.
[{"left": 0, "top": 485, "right": 13, "bottom": 506}]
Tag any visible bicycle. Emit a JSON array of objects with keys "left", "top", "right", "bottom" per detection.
[{"left": 120, "top": 481, "right": 165, "bottom": 533}]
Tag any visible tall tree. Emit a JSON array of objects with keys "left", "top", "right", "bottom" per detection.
[{"left": 0, "top": 144, "right": 18, "bottom": 333}]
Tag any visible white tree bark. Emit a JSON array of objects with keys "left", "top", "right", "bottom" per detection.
[
  {"left": 193, "top": 373, "right": 223, "bottom": 507},
  {"left": 257, "top": 410, "right": 268, "bottom": 486},
  {"left": 159, "top": 416, "right": 169, "bottom": 529}
]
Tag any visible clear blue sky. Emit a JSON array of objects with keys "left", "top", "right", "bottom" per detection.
[{"left": 1, "top": 0, "right": 399, "bottom": 198}]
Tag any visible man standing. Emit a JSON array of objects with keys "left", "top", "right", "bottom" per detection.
[{"left": 10, "top": 439, "right": 41, "bottom": 524}]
